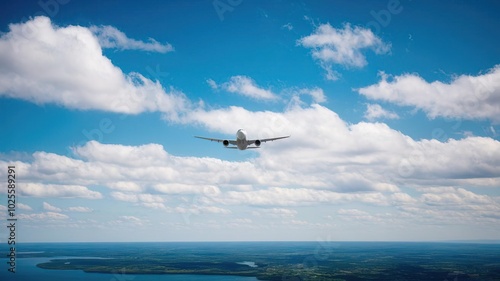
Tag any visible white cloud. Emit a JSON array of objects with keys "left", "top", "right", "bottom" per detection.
[
  {"left": 21, "top": 183, "right": 102, "bottom": 199},
  {"left": 206, "top": 79, "right": 218, "bottom": 90},
  {"left": 154, "top": 183, "right": 220, "bottom": 195},
  {"left": 296, "top": 87, "right": 327, "bottom": 103},
  {"left": 3, "top": 100, "right": 498, "bottom": 209},
  {"left": 110, "top": 191, "right": 167, "bottom": 210},
  {"left": 2, "top": 96, "right": 499, "bottom": 227},
  {"left": 107, "top": 182, "right": 144, "bottom": 192},
  {"left": 253, "top": 208, "right": 298, "bottom": 218},
  {"left": 364, "top": 104, "right": 399, "bottom": 121},
  {"left": 73, "top": 141, "right": 169, "bottom": 167},
  {"left": 336, "top": 208, "right": 379, "bottom": 222},
  {"left": 111, "top": 192, "right": 164, "bottom": 203},
  {"left": 119, "top": 215, "right": 144, "bottom": 226},
  {"left": 89, "top": 25, "right": 173, "bottom": 53},
  {"left": 208, "top": 187, "right": 389, "bottom": 207},
  {"left": 18, "top": 203, "right": 33, "bottom": 211},
  {"left": 358, "top": 66, "right": 500, "bottom": 122},
  {"left": 395, "top": 187, "right": 500, "bottom": 225},
  {"left": 0, "top": 16, "right": 189, "bottom": 120},
  {"left": 142, "top": 202, "right": 168, "bottom": 210},
  {"left": 217, "top": 76, "right": 279, "bottom": 100},
  {"left": 43, "top": 202, "right": 62, "bottom": 212},
  {"left": 390, "top": 192, "right": 418, "bottom": 205},
  {"left": 110, "top": 191, "right": 141, "bottom": 203},
  {"left": 298, "top": 23, "right": 390, "bottom": 79},
  {"left": 420, "top": 187, "right": 495, "bottom": 206},
  {"left": 68, "top": 206, "right": 93, "bottom": 212},
  {"left": 174, "top": 205, "right": 231, "bottom": 215},
  {"left": 322, "top": 64, "right": 341, "bottom": 81},
  {"left": 18, "top": 212, "right": 69, "bottom": 220},
  {"left": 210, "top": 78, "right": 325, "bottom": 103},
  {"left": 282, "top": 23, "right": 293, "bottom": 31}
]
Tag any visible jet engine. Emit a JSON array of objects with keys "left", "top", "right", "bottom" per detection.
[
  {"left": 223, "top": 140, "right": 229, "bottom": 147},
  {"left": 254, "top": 140, "right": 261, "bottom": 147}
]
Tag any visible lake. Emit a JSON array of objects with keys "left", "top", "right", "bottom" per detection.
[{"left": 0, "top": 256, "right": 258, "bottom": 281}]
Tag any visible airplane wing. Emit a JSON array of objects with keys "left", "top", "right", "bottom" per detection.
[
  {"left": 194, "top": 136, "right": 237, "bottom": 145},
  {"left": 246, "top": 135, "right": 290, "bottom": 145}
]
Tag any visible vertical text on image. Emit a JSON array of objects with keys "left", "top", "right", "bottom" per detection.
[{"left": 6, "top": 165, "right": 17, "bottom": 273}]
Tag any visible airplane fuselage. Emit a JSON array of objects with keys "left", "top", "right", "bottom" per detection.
[{"left": 236, "top": 129, "right": 248, "bottom": 150}]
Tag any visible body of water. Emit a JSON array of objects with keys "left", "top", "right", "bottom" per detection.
[{"left": 0, "top": 256, "right": 258, "bottom": 281}]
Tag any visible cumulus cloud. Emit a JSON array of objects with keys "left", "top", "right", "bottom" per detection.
[
  {"left": 110, "top": 191, "right": 170, "bottom": 210},
  {"left": 18, "top": 203, "right": 33, "bottom": 211},
  {"left": 358, "top": 66, "right": 500, "bottom": 122},
  {"left": 18, "top": 212, "right": 69, "bottom": 220},
  {"left": 292, "top": 87, "right": 327, "bottom": 104},
  {"left": 20, "top": 183, "right": 102, "bottom": 199},
  {"left": 394, "top": 187, "right": 500, "bottom": 225},
  {"left": 0, "top": 16, "right": 189, "bottom": 120},
  {"left": 209, "top": 77, "right": 326, "bottom": 103},
  {"left": 212, "top": 76, "right": 279, "bottom": 100},
  {"left": 43, "top": 202, "right": 62, "bottom": 212},
  {"left": 364, "top": 104, "right": 399, "bottom": 121},
  {"left": 206, "top": 187, "right": 390, "bottom": 206},
  {"left": 107, "top": 181, "right": 144, "bottom": 192},
  {"left": 253, "top": 208, "right": 297, "bottom": 218},
  {"left": 174, "top": 206, "right": 231, "bottom": 215},
  {"left": 337, "top": 208, "right": 377, "bottom": 222},
  {"left": 73, "top": 141, "right": 169, "bottom": 166},
  {"left": 2, "top": 101, "right": 499, "bottom": 208},
  {"left": 154, "top": 183, "right": 220, "bottom": 195},
  {"left": 111, "top": 192, "right": 164, "bottom": 203},
  {"left": 298, "top": 23, "right": 390, "bottom": 79},
  {"left": 119, "top": 215, "right": 144, "bottom": 226},
  {"left": 68, "top": 206, "right": 93, "bottom": 212},
  {"left": 1, "top": 98, "right": 499, "bottom": 225},
  {"left": 90, "top": 25, "right": 173, "bottom": 53}
]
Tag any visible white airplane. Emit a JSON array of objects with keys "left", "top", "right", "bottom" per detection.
[{"left": 195, "top": 129, "right": 290, "bottom": 150}]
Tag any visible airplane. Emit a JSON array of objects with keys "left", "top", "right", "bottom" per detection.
[{"left": 195, "top": 129, "right": 290, "bottom": 150}]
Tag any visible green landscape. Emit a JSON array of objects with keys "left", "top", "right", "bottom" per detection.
[{"left": 23, "top": 242, "right": 500, "bottom": 280}]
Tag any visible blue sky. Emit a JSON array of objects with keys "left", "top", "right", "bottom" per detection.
[{"left": 0, "top": 0, "right": 499, "bottom": 242}]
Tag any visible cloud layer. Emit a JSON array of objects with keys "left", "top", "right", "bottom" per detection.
[
  {"left": 0, "top": 16, "right": 498, "bottom": 240},
  {"left": 359, "top": 66, "right": 500, "bottom": 122},
  {"left": 2, "top": 101, "right": 499, "bottom": 228},
  {"left": 0, "top": 16, "right": 188, "bottom": 120}
]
